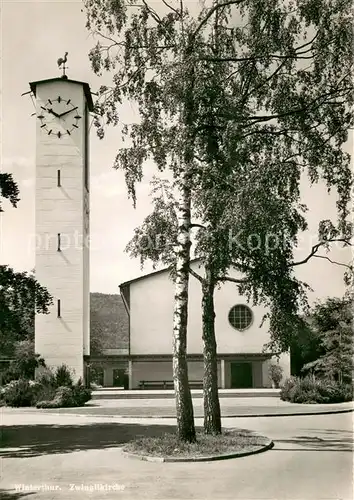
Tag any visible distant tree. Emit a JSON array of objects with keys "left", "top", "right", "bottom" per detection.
[
  {"left": 90, "top": 293, "right": 129, "bottom": 354},
  {"left": 302, "top": 297, "right": 354, "bottom": 384},
  {"left": 90, "top": 309, "right": 105, "bottom": 355}
]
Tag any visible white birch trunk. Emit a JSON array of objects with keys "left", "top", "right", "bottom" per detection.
[{"left": 172, "top": 174, "right": 196, "bottom": 443}]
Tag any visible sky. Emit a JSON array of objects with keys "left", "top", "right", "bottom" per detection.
[
  {"left": 0, "top": 0, "right": 352, "bottom": 296},
  {"left": 0, "top": 0, "right": 161, "bottom": 292}
]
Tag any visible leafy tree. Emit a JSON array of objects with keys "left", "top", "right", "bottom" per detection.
[
  {"left": 85, "top": 0, "right": 353, "bottom": 437},
  {"left": 269, "top": 363, "right": 284, "bottom": 388},
  {"left": 289, "top": 318, "right": 324, "bottom": 376},
  {"left": 0, "top": 174, "right": 52, "bottom": 356},
  {"left": 0, "top": 173, "right": 19, "bottom": 213},
  {"left": 85, "top": 0, "right": 204, "bottom": 442},
  {"left": 302, "top": 297, "right": 354, "bottom": 384},
  {"left": 1, "top": 340, "right": 46, "bottom": 384},
  {"left": 0, "top": 266, "right": 53, "bottom": 357},
  {"left": 291, "top": 277, "right": 354, "bottom": 375}
]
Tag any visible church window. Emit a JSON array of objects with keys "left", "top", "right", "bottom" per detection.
[{"left": 228, "top": 305, "right": 253, "bottom": 331}]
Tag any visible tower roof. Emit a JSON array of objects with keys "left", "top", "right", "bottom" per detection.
[{"left": 29, "top": 77, "right": 94, "bottom": 111}]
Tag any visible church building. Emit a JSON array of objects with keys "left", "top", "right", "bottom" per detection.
[{"left": 118, "top": 260, "right": 290, "bottom": 390}]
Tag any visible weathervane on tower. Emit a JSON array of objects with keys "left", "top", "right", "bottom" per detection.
[{"left": 57, "top": 52, "right": 68, "bottom": 79}]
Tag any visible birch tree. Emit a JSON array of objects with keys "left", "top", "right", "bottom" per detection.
[
  {"left": 85, "top": 0, "right": 353, "bottom": 436},
  {"left": 85, "top": 0, "right": 203, "bottom": 442}
]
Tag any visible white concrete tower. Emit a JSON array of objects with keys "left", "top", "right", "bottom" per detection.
[{"left": 30, "top": 74, "right": 93, "bottom": 382}]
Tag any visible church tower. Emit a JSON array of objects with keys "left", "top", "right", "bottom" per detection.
[{"left": 30, "top": 67, "right": 93, "bottom": 382}]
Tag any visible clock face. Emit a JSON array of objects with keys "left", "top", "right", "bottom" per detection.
[{"left": 37, "top": 96, "right": 82, "bottom": 138}]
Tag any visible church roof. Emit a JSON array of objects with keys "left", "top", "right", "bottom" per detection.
[
  {"left": 29, "top": 77, "right": 94, "bottom": 111},
  {"left": 119, "top": 258, "right": 202, "bottom": 290}
]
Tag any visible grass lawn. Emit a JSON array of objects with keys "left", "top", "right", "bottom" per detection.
[{"left": 123, "top": 428, "right": 270, "bottom": 459}]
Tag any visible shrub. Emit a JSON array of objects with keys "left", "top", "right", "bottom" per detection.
[
  {"left": 36, "top": 386, "right": 74, "bottom": 409},
  {"left": 280, "top": 376, "right": 297, "bottom": 400},
  {"left": 280, "top": 375, "right": 353, "bottom": 404},
  {"left": 35, "top": 381, "right": 91, "bottom": 408},
  {"left": 1, "top": 379, "right": 36, "bottom": 407},
  {"left": 71, "top": 379, "right": 92, "bottom": 406},
  {"left": 1, "top": 367, "right": 19, "bottom": 386},
  {"left": 54, "top": 365, "right": 74, "bottom": 388},
  {"left": 36, "top": 400, "right": 58, "bottom": 409},
  {"left": 269, "top": 363, "right": 283, "bottom": 388},
  {"left": 36, "top": 371, "right": 57, "bottom": 388},
  {"left": 53, "top": 386, "right": 75, "bottom": 407},
  {"left": 89, "top": 365, "right": 104, "bottom": 386},
  {"left": 0, "top": 378, "right": 58, "bottom": 407},
  {"left": 32, "top": 372, "right": 57, "bottom": 402},
  {"left": 1, "top": 359, "right": 91, "bottom": 408},
  {"left": 1, "top": 340, "right": 46, "bottom": 384}
]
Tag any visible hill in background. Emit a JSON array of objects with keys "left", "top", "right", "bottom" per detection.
[{"left": 90, "top": 293, "right": 128, "bottom": 354}]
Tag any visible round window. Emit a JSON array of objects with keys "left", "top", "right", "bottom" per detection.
[{"left": 228, "top": 305, "right": 253, "bottom": 331}]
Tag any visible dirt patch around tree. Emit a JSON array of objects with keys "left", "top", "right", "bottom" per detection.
[{"left": 122, "top": 427, "right": 273, "bottom": 462}]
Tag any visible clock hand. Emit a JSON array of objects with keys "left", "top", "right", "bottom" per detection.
[
  {"left": 58, "top": 107, "right": 79, "bottom": 119},
  {"left": 47, "top": 108, "right": 60, "bottom": 118}
]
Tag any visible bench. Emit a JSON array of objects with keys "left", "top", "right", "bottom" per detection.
[
  {"left": 189, "top": 380, "right": 203, "bottom": 389},
  {"left": 138, "top": 380, "right": 203, "bottom": 390},
  {"left": 138, "top": 380, "right": 174, "bottom": 389}
]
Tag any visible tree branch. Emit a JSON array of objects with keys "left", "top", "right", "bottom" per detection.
[
  {"left": 161, "top": 0, "right": 181, "bottom": 16},
  {"left": 219, "top": 275, "right": 248, "bottom": 284},
  {"left": 201, "top": 54, "right": 314, "bottom": 62},
  {"left": 188, "top": 267, "right": 205, "bottom": 283},
  {"left": 202, "top": 32, "right": 321, "bottom": 64},
  {"left": 243, "top": 58, "right": 287, "bottom": 103},
  {"left": 191, "top": 0, "right": 246, "bottom": 42},
  {"left": 190, "top": 223, "right": 206, "bottom": 230},
  {"left": 141, "top": 0, "right": 162, "bottom": 24},
  {"left": 290, "top": 239, "right": 353, "bottom": 267},
  {"left": 232, "top": 87, "right": 351, "bottom": 128},
  {"left": 93, "top": 30, "right": 121, "bottom": 47},
  {"left": 313, "top": 255, "right": 353, "bottom": 270}
]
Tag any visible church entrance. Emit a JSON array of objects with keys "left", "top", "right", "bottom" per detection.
[
  {"left": 113, "top": 368, "right": 129, "bottom": 388},
  {"left": 230, "top": 362, "right": 253, "bottom": 388}
]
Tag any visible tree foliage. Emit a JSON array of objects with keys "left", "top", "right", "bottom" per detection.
[
  {"left": 0, "top": 173, "right": 20, "bottom": 213},
  {"left": 0, "top": 266, "right": 53, "bottom": 356},
  {"left": 302, "top": 296, "right": 354, "bottom": 384},
  {"left": 90, "top": 293, "right": 129, "bottom": 354},
  {"left": 85, "top": 0, "right": 353, "bottom": 436},
  {"left": 1, "top": 340, "right": 46, "bottom": 384},
  {"left": 0, "top": 173, "right": 52, "bottom": 356},
  {"left": 86, "top": 0, "right": 353, "bottom": 350}
]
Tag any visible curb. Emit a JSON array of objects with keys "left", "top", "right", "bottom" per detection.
[
  {"left": 122, "top": 437, "right": 274, "bottom": 463},
  {"left": 60, "top": 407, "right": 354, "bottom": 419}
]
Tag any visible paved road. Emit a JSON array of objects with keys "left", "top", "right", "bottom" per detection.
[
  {"left": 1, "top": 410, "right": 353, "bottom": 499},
  {"left": 4, "top": 397, "right": 353, "bottom": 418}
]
